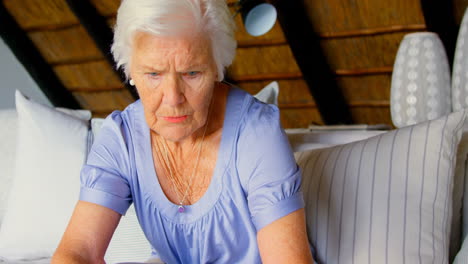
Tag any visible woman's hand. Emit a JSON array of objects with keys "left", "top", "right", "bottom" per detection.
[
  {"left": 52, "top": 201, "right": 121, "bottom": 263},
  {"left": 257, "top": 208, "right": 314, "bottom": 264}
]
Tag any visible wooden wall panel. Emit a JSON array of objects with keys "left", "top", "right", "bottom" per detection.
[
  {"left": 336, "top": 74, "right": 391, "bottom": 101},
  {"left": 53, "top": 61, "right": 123, "bottom": 91},
  {"left": 321, "top": 32, "right": 407, "bottom": 71},
  {"left": 28, "top": 26, "right": 103, "bottom": 64},
  {"left": 275, "top": 80, "right": 315, "bottom": 105},
  {"left": 350, "top": 107, "right": 392, "bottom": 125},
  {"left": 228, "top": 45, "right": 300, "bottom": 78},
  {"left": 73, "top": 89, "right": 134, "bottom": 113},
  {"left": 304, "top": 0, "right": 426, "bottom": 34},
  {"left": 4, "top": 0, "right": 78, "bottom": 30},
  {"left": 297, "top": 0, "right": 429, "bottom": 127},
  {"left": 280, "top": 108, "right": 323, "bottom": 128},
  {"left": 238, "top": 79, "right": 314, "bottom": 105}
]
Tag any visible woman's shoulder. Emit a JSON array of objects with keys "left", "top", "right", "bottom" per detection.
[
  {"left": 100, "top": 100, "right": 143, "bottom": 131},
  {"left": 241, "top": 97, "right": 280, "bottom": 133},
  {"left": 224, "top": 86, "right": 284, "bottom": 151},
  {"left": 93, "top": 100, "right": 145, "bottom": 153},
  {"left": 226, "top": 85, "right": 280, "bottom": 125}
]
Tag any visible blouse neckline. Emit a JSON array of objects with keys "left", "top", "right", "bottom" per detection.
[{"left": 135, "top": 86, "right": 247, "bottom": 223}]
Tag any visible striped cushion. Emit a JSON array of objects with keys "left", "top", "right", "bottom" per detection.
[{"left": 296, "top": 110, "right": 467, "bottom": 264}]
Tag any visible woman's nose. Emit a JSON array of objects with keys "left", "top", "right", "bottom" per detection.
[{"left": 162, "top": 75, "right": 185, "bottom": 106}]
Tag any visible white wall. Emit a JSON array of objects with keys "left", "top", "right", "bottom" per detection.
[{"left": 0, "top": 38, "right": 51, "bottom": 109}]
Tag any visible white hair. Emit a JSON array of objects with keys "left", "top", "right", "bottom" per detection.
[{"left": 111, "top": 0, "right": 237, "bottom": 82}]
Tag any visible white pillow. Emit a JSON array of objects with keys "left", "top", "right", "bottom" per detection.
[
  {"left": 0, "top": 91, "right": 91, "bottom": 261},
  {"left": 0, "top": 109, "right": 17, "bottom": 228},
  {"left": 0, "top": 106, "right": 90, "bottom": 230},
  {"left": 295, "top": 110, "right": 466, "bottom": 263},
  {"left": 451, "top": 129, "right": 468, "bottom": 260},
  {"left": 254, "top": 81, "right": 279, "bottom": 105},
  {"left": 287, "top": 129, "right": 386, "bottom": 152}
]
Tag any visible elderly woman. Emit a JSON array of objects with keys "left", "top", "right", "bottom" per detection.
[{"left": 52, "top": 0, "right": 313, "bottom": 263}]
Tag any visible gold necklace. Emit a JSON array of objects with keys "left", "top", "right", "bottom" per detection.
[{"left": 160, "top": 110, "right": 210, "bottom": 213}]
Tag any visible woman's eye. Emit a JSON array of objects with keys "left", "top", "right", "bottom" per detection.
[
  {"left": 184, "top": 71, "right": 201, "bottom": 78},
  {"left": 146, "top": 72, "right": 160, "bottom": 78}
]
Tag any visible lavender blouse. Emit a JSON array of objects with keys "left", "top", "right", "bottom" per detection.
[{"left": 79, "top": 87, "right": 304, "bottom": 263}]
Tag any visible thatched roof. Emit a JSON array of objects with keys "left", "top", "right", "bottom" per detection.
[{"left": 1, "top": 0, "right": 467, "bottom": 128}]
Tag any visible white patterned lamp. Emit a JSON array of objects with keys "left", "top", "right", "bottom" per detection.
[
  {"left": 453, "top": 8, "right": 468, "bottom": 111},
  {"left": 391, "top": 32, "right": 451, "bottom": 128}
]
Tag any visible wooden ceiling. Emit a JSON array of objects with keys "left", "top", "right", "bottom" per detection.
[{"left": 1, "top": 0, "right": 467, "bottom": 128}]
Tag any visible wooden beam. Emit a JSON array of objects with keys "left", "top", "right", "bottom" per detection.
[
  {"left": 68, "top": 85, "right": 125, "bottom": 93},
  {"left": 318, "top": 24, "right": 427, "bottom": 39},
  {"left": 0, "top": 2, "right": 81, "bottom": 108},
  {"left": 334, "top": 67, "right": 393, "bottom": 76},
  {"left": 26, "top": 23, "right": 79, "bottom": 33},
  {"left": 237, "top": 39, "right": 288, "bottom": 48},
  {"left": 349, "top": 100, "right": 390, "bottom": 107},
  {"left": 230, "top": 72, "right": 303, "bottom": 82},
  {"left": 271, "top": 0, "right": 353, "bottom": 124},
  {"left": 229, "top": 66, "right": 392, "bottom": 83},
  {"left": 278, "top": 101, "right": 390, "bottom": 109},
  {"left": 279, "top": 103, "right": 316, "bottom": 109},
  {"left": 50, "top": 57, "right": 104, "bottom": 66},
  {"left": 64, "top": 0, "right": 139, "bottom": 100}
]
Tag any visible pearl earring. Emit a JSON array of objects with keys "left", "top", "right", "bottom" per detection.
[{"left": 129, "top": 79, "right": 135, "bottom": 86}]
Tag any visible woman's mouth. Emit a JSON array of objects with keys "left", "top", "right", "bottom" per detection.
[{"left": 162, "top": 115, "right": 188, "bottom": 123}]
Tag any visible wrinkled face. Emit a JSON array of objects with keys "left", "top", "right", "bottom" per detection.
[{"left": 129, "top": 32, "right": 218, "bottom": 142}]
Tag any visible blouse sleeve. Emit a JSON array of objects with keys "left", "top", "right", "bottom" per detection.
[
  {"left": 79, "top": 111, "right": 133, "bottom": 215},
  {"left": 237, "top": 99, "right": 304, "bottom": 231}
]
